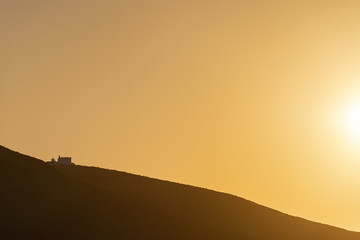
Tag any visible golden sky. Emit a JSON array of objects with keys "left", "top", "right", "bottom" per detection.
[{"left": 2, "top": 0, "right": 360, "bottom": 231}]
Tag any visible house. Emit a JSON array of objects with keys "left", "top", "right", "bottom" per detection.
[
  {"left": 57, "top": 155, "right": 72, "bottom": 165},
  {"left": 48, "top": 155, "right": 74, "bottom": 165}
]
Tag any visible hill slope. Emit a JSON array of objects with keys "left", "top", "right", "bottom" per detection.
[{"left": 0, "top": 145, "right": 359, "bottom": 240}]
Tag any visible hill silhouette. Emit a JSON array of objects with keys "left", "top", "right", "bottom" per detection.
[{"left": 0, "top": 145, "right": 359, "bottom": 240}]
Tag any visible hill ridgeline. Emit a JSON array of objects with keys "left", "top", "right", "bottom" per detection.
[{"left": 0, "top": 145, "right": 359, "bottom": 240}]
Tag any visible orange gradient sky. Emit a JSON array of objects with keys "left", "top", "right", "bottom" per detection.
[{"left": 1, "top": 0, "right": 360, "bottom": 231}]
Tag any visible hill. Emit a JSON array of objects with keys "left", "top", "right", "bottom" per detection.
[{"left": 0, "top": 145, "right": 359, "bottom": 240}]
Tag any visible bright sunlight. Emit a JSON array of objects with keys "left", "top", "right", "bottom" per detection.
[{"left": 347, "top": 103, "right": 360, "bottom": 140}]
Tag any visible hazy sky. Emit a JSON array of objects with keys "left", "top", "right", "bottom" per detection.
[{"left": 2, "top": 0, "right": 360, "bottom": 231}]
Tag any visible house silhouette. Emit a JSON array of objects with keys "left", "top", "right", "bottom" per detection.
[{"left": 51, "top": 155, "right": 72, "bottom": 165}]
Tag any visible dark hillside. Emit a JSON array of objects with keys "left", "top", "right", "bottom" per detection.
[
  {"left": 1, "top": 145, "right": 359, "bottom": 240},
  {"left": 0, "top": 146, "right": 245, "bottom": 240},
  {"left": 55, "top": 164, "right": 360, "bottom": 240}
]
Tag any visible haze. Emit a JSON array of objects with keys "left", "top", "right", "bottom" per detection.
[{"left": 1, "top": 0, "right": 360, "bottom": 231}]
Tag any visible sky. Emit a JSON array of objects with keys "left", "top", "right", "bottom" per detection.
[{"left": 1, "top": 0, "right": 360, "bottom": 231}]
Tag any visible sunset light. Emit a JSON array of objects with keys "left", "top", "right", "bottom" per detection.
[
  {"left": 347, "top": 103, "right": 360, "bottom": 140},
  {"left": 2, "top": 1, "right": 360, "bottom": 235}
]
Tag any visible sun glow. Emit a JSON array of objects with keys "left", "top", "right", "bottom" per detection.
[{"left": 346, "top": 103, "right": 360, "bottom": 140}]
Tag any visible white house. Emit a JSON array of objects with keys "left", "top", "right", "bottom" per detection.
[{"left": 50, "top": 155, "right": 73, "bottom": 165}]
